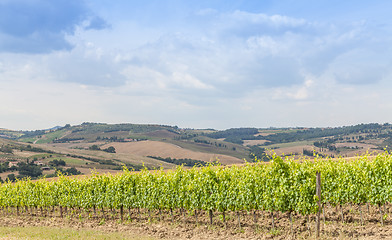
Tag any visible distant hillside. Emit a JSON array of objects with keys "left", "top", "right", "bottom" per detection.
[
  {"left": 0, "top": 136, "right": 170, "bottom": 182},
  {"left": 2, "top": 122, "right": 392, "bottom": 182},
  {"left": 0, "top": 123, "right": 250, "bottom": 182}
]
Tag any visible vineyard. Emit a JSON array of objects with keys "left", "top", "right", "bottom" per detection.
[{"left": 1, "top": 152, "right": 392, "bottom": 238}]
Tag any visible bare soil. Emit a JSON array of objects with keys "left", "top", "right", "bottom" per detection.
[{"left": 1, "top": 204, "right": 392, "bottom": 239}]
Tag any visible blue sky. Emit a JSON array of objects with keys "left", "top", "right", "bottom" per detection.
[{"left": 1, "top": 0, "right": 392, "bottom": 130}]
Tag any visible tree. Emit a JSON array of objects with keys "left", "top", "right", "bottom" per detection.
[
  {"left": 0, "top": 145, "right": 13, "bottom": 154},
  {"left": 56, "top": 167, "right": 81, "bottom": 176},
  {"left": 6, "top": 174, "right": 16, "bottom": 182},
  {"left": 89, "top": 145, "right": 101, "bottom": 150},
  {"left": 49, "top": 159, "right": 66, "bottom": 167},
  {"left": 103, "top": 146, "right": 116, "bottom": 153},
  {"left": 65, "top": 167, "right": 81, "bottom": 175},
  {"left": 17, "top": 162, "right": 42, "bottom": 178}
]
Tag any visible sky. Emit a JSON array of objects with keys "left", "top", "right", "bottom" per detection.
[{"left": 1, "top": 0, "right": 392, "bottom": 130}]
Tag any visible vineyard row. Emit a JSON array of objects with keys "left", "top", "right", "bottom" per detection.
[{"left": 1, "top": 152, "right": 392, "bottom": 228}]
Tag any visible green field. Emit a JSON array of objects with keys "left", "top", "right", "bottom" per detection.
[
  {"left": 44, "top": 157, "right": 89, "bottom": 165},
  {"left": 35, "top": 129, "right": 68, "bottom": 144}
]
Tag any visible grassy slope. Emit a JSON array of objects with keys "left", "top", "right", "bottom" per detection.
[{"left": 35, "top": 129, "right": 69, "bottom": 144}]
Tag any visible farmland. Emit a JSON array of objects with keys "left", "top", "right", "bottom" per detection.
[
  {"left": 1, "top": 122, "right": 392, "bottom": 182},
  {"left": 2, "top": 152, "right": 392, "bottom": 239},
  {"left": 2, "top": 122, "right": 392, "bottom": 238}
]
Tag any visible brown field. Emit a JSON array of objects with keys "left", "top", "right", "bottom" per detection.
[
  {"left": 0, "top": 172, "right": 14, "bottom": 181},
  {"left": 269, "top": 142, "right": 383, "bottom": 158},
  {"left": 2, "top": 204, "right": 392, "bottom": 239},
  {"left": 49, "top": 145, "right": 177, "bottom": 169},
  {"left": 48, "top": 141, "right": 108, "bottom": 149},
  {"left": 9, "top": 150, "right": 38, "bottom": 158},
  {"left": 242, "top": 139, "right": 268, "bottom": 146},
  {"left": 254, "top": 132, "right": 273, "bottom": 136},
  {"left": 271, "top": 145, "right": 314, "bottom": 156},
  {"left": 101, "top": 141, "right": 243, "bottom": 165}
]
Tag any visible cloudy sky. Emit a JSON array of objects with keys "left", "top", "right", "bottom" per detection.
[{"left": 1, "top": 0, "right": 392, "bottom": 130}]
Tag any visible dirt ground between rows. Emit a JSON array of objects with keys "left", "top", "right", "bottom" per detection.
[{"left": 1, "top": 205, "right": 392, "bottom": 239}]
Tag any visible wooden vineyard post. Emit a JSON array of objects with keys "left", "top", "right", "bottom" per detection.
[
  {"left": 194, "top": 210, "right": 198, "bottom": 224},
  {"left": 222, "top": 211, "right": 227, "bottom": 229},
  {"left": 289, "top": 211, "right": 293, "bottom": 236},
  {"left": 120, "top": 206, "right": 124, "bottom": 221},
  {"left": 237, "top": 211, "right": 241, "bottom": 229},
  {"left": 379, "top": 204, "right": 384, "bottom": 226},
  {"left": 316, "top": 171, "right": 321, "bottom": 238},
  {"left": 60, "top": 206, "right": 63, "bottom": 218},
  {"left": 359, "top": 204, "right": 363, "bottom": 225},
  {"left": 209, "top": 209, "right": 213, "bottom": 225}
]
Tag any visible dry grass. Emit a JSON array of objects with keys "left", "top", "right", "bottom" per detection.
[
  {"left": 242, "top": 140, "right": 268, "bottom": 146},
  {"left": 38, "top": 144, "right": 177, "bottom": 169},
  {"left": 100, "top": 141, "right": 243, "bottom": 165}
]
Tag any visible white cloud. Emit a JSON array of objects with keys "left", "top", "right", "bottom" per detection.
[
  {"left": 2, "top": 4, "right": 392, "bottom": 129},
  {"left": 230, "top": 11, "right": 306, "bottom": 27},
  {"left": 172, "top": 72, "right": 214, "bottom": 90}
]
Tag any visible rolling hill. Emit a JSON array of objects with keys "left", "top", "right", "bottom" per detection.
[{"left": 1, "top": 122, "right": 392, "bottom": 181}]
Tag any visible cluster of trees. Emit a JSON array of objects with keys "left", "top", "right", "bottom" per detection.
[
  {"left": 193, "top": 139, "right": 229, "bottom": 149},
  {"left": 88, "top": 145, "right": 116, "bottom": 153},
  {"left": 96, "top": 136, "right": 148, "bottom": 142},
  {"left": 3, "top": 161, "right": 81, "bottom": 182},
  {"left": 96, "top": 136, "right": 123, "bottom": 142},
  {"left": 0, "top": 162, "right": 11, "bottom": 173},
  {"left": 207, "top": 128, "right": 259, "bottom": 139},
  {"left": 264, "top": 123, "right": 387, "bottom": 144},
  {"left": 17, "top": 162, "right": 42, "bottom": 178},
  {"left": 313, "top": 141, "right": 337, "bottom": 151},
  {"left": 104, "top": 146, "right": 116, "bottom": 153},
  {"left": 193, "top": 139, "right": 212, "bottom": 145},
  {"left": 65, "top": 153, "right": 117, "bottom": 166},
  {"left": 77, "top": 122, "right": 178, "bottom": 135},
  {"left": 302, "top": 149, "right": 334, "bottom": 158},
  {"left": 148, "top": 156, "right": 209, "bottom": 167},
  {"left": 207, "top": 128, "right": 262, "bottom": 144},
  {"left": 17, "top": 129, "right": 46, "bottom": 139},
  {"left": 0, "top": 145, "right": 13, "bottom": 154},
  {"left": 175, "top": 133, "right": 198, "bottom": 140},
  {"left": 48, "top": 159, "right": 66, "bottom": 167},
  {"left": 53, "top": 167, "right": 81, "bottom": 176},
  {"left": 248, "top": 146, "right": 269, "bottom": 162},
  {"left": 52, "top": 137, "right": 84, "bottom": 143},
  {"left": 0, "top": 161, "right": 44, "bottom": 176},
  {"left": 19, "top": 145, "right": 54, "bottom": 154}
]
